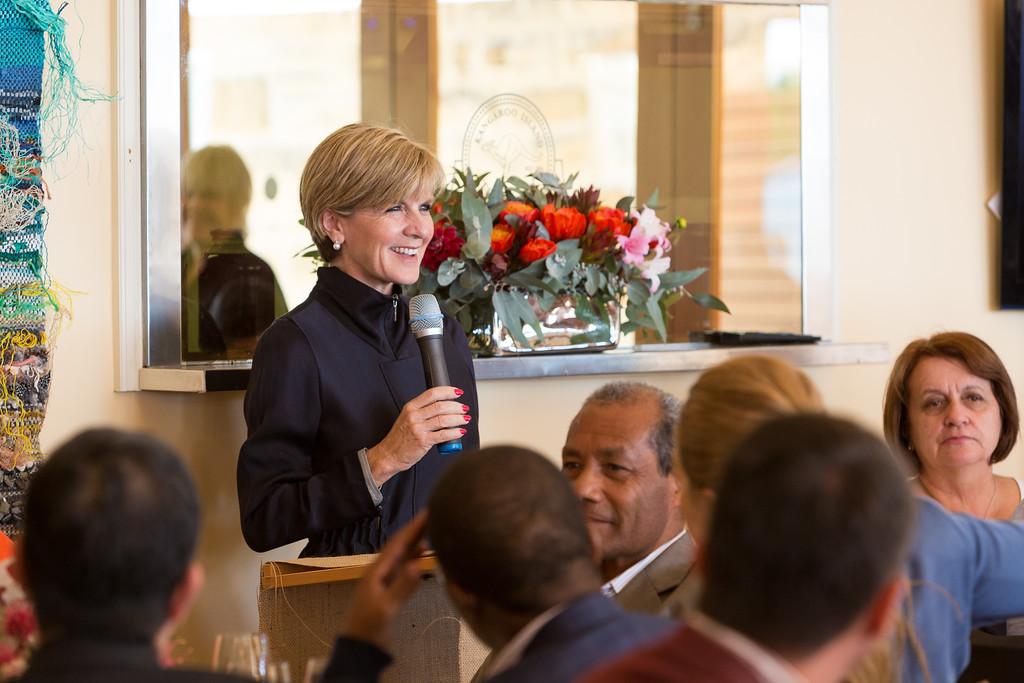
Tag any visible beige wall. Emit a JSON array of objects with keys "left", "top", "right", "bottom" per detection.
[{"left": 36, "top": 0, "right": 1023, "bottom": 665}]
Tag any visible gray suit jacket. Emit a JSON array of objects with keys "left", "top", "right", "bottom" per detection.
[{"left": 613, "top": 533, "right": 697, "bottom": 615}]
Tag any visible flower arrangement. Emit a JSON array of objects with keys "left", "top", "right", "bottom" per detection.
[
  {"left": 407, "top": 169, "right": 727, "bottom": 352},
  {"left": 0, "top": 547, "right": 36, "bottom": 679}
]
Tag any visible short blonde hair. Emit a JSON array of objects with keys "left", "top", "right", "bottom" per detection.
[
  {"left": 299, "top": 123, "right": 445, "bottom": 260},
  {"left": 678, "top": 355, "right": 823, "bottom": 492}
]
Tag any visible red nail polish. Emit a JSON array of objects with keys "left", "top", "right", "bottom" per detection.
[
  {"left": 462, "top": 404, "right": 470, "bottom": 413},
  {"left": 463, "top": 415, "right": 472, "bottom": 422},
  {"left": 459, "top": 428, "right": 467, "bottom": 435},
  {"left": 454, "top": 388, "right": 464, "bottom": 397}
]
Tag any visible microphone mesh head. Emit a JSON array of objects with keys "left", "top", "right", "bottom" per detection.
[{"left": 409, "top": 294, "right": 444, "bottom": 337}]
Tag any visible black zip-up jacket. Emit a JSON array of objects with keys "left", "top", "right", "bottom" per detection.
[{"left": 237, "top": 267, "right": 480, "bottom": 556}]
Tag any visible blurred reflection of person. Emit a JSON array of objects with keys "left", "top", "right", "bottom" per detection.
[
  {"left": 237, "top": 123, "right": 479, "bottom": 557},
  {"left": 181, "top": 145, "right": 286, "bottom": 359}
]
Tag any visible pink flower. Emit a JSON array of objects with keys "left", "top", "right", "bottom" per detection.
[
  {"left": 642, "top": 256, "right": 671, "bottom": 292},
  {"left": 618, "top": 231, "right": 652, "bottom": 266},
  {"left": 617, "top": 207, "right": 670, "bottom": 265}
]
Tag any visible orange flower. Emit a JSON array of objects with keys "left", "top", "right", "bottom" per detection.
[
  {"left": 541, "top": 204, "right": 587, "bottom": 241},
  {"left": 519, "top": 238, "right": 557, "bottom": 263},
  {"left": 491, "top": 224, "right": 515, "bottom": 254},
  {"left": 589, "top": 206, "right": 631, "bottom": 237},
  {"left": 498, "top": 201, "right": 540, "bottom": 224}
]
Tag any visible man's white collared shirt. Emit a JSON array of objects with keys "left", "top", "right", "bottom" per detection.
[{"left": 602, "top": 530, "right": 686, "bottom": 597}]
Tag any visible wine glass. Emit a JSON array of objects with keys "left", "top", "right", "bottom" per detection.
[
  {"left": 212, "top": 632, "right": 267, "bottom": 678},
  {"left": 302, "top": 655, "right": 327, "bottom": 683},
  {"left": 264, "top": 661, "right": 291, "bottom": 683}
]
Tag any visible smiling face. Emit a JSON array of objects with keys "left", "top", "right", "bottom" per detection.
[
  {"left": 323, "top": 188, "right": 435, "bottom": 294},
  {"left": 561, "top": 399, "right": 682, "bottom": 579},
  {"left": 906, "top": 356, "right": 1003, "bottom": 474}
]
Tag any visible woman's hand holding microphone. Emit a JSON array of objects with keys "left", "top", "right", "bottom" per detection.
[{"left": 365, "top": 386, "right": 469, "bottom": 488}]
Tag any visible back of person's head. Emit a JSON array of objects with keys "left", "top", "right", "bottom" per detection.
[
  {"left": 23, "top": 428, "right": 200, "bottom": 640},
  {"left": 699, "top": 414, "right": 914, "bottom": 658},
  {"left": 579, "top": 381, "right": 681, "bottom": 475},
  {"left": 427, "top": 446, "right": 599, "bottom": 613},
  {"left": 300, "top": 123, "right": 445, "bottom": 261},
  {"left": 679, "top": 355, "right": 823, "bottom": 492}
]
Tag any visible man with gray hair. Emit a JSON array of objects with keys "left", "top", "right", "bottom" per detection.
[{"left": 561, "top": 382, "right": 694, "bottom": 614}]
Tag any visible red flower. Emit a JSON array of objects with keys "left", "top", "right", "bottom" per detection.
[
  {"left": 589, "top": 206, "right": 631, "bottom": 237},
  {"left": 422, "top": 220, "right": 465, "bottom": 272},
  {"left": 4, "top": 602, "right": 35, "bottom": 640},
  {"left": 540, "top": 204, "right": 587, "bottom": 241},
  {"left": 519, "top": 239, "right": 557, "bottom": 264},
  {"left": 498, "top": 201, "right": 540, "bottom": 225},
  {"left": 491, "top": 224, "right": 515, "bottom": 254}
]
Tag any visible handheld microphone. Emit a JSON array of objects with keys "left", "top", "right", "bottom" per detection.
[{"left": 409, "top": 294, "right": 463, "bottom": 454}]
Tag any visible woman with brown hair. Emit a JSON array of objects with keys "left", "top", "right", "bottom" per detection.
[{"left": 883, "top": 331, "right": 1022, "bottom": 521}]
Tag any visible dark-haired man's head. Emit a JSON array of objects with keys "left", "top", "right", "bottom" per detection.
[
  {"left": 561, "top": 382, "right": 684, "bottom": 581},
  {"left": 699, "top": 414, "right": 914, "bottom": 673},
  {"left": 21, "top": 428, "right": 203, "bottom": 643},
  {"left": 427, "top": 446, "right": 600, "bottom": 647}
]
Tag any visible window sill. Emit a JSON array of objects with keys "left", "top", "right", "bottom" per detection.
[{"left": 137, "top": 342, "right": 888, "bottom": 393}]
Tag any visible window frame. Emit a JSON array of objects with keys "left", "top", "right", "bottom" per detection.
[{"left": 117, "top": 0, "right": 834, "bottom": 391}]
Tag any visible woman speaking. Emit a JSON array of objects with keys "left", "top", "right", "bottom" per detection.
[{"left": 237, "top": 124, "right": 479, "bottom": 556}]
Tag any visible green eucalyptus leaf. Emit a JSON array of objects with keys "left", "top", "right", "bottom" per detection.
[
  {"left": 457, "top": 307, "right": 473, "bottom": 333},
  {"left": 644, "top": 187, "right": 660, "bottom": 208},
  {"left": 585, "top": 265, "right": 600, "bottom": 296},
  {"left": 546, "top": 248, "right": 582, "bottom": 280},
  {"left": 691, "top": 292, "right": 731, "bottom": 313},
  {"left": 487, "top": 178, "right": 505, "bottom": 207},
  {"left": 646, "top": 296, "right": 668, "bottom": 340},
  {"left": 462, "top": 192, "right": 494, "bottom": 260},
  {"left": 510, "top": 290, "right": 544, "bottom": 340},
  {"left": 437, "top": 258, "right": 466, "bottom": 287},
  {"left": 535, "top": 223, "right": 551, "bottom": 240},
  {"left": 417, "top": 269, "right": 439, "bottom": 294},
  {"left": 459, "top": 263, "right": 486, "bottom": 292},
  {"left": 492, "top": 290, "right": 531, "bottom": 348},
  {"left": 506, "top": 272, "right": 560, "bottom": 295},
  {"left": 533, "top": 171, "right": 560, "bottom": 187},
  {"left": 627, "top": 280, "right": 650, "bottom": 306},
  {"left": 556, "top": 239, "right": 580, "bottom": 252},
  {"left": 657, "top": 268, "right": 707, "bottom": 291},
  {"left": 506, "top": 176, "right": 531, "bottom": 192},
  {"left": 615, "top": 195, "right": 634, "bottom": 213}
]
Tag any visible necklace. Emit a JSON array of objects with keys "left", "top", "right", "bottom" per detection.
[{"left": 918, "top": 476, "right": 998, "bottom": 519}]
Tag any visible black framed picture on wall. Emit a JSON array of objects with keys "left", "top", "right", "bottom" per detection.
[{"left": 1001, "top": 0, "right": 1024, "bottom": 307}]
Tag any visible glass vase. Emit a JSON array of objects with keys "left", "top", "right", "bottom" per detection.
[{"left": 486, "top": 291, "right": 620, "bottom": 355}]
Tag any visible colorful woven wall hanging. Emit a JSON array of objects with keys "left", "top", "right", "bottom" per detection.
[{"left": 0, "top": 0, "right": 93, "bottom": 536}]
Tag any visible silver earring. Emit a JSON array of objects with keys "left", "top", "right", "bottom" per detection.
[{"left": 333, "top": 241, "right": 341, "bottom": 251}]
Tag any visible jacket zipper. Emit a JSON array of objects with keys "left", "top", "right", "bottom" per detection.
[{"left": 392, "top": 293, "right": 398, "bottom": 323}]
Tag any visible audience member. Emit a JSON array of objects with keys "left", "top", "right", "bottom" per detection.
[
  {"left": 883, "top": 331, "right": 1022, "bottom": 521},
  {"left": 323, "top": 446, "right": 674, "bottom": 683},
  {"left": 670, "top": 355, "right": 1024, "bottom": 682},
  {"left": 584, "top": 415, "right": 915, "bottom": 683},
  {"left": 561, "top": 382, "right": 694, "bottom": 613},
  {"left": 16, "top": 428, "right": 356, "bottom": 683},
  {"left": 16, "top": 429, "right": 250, "bottom": 682}
]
